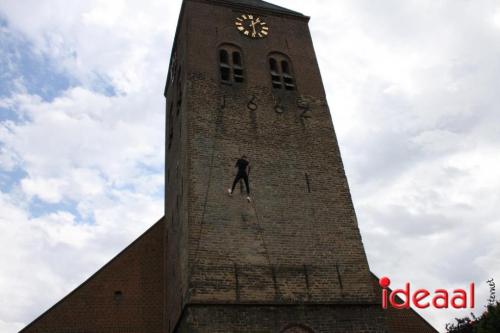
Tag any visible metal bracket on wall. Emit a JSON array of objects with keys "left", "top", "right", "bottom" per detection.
[
  {"left": 297, "top": 97, "right": 312, "bottom": 118},
  {"left": 274, "top": 96, "right": 285, "bottom": 114},
  {"left": 247, "top": 95, "right": 258, "bottom": 111},
  {"left": 220, "top": 95, "right": 226, "bottom": 109}
]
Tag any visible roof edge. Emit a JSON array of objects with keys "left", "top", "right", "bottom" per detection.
[{"left": 189, "top": 0, "right": 309, "bottom": 20}]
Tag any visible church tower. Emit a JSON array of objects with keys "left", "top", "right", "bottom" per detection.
[{"left": 165, "top": 0, "right": 387, "bottom": 331}]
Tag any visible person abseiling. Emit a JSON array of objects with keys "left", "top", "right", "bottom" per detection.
[{"left": 228, "top": 155, "right": 251, "bottom": 202}]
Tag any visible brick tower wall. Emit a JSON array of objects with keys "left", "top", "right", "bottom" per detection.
[{"left": 165, "top": 0, "right": 384, "bottom": 331}]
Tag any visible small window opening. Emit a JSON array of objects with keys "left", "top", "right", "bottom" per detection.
[
  {"left": 176, "top": 66, "right": 183, "bottom": 115},
  {"left": 114, "top": 290, "right": 123, "bottom": 302},
  {"left": 176, "top": 66, "right": 182, "bottom": 83},
  {"left": 305, "top": 173, "right": 311, "bottom": 193},
  {"left": 177, "top": 87, "right": 182, "bottom": 115},
  {"left": 168, "top": 102, "right": 174, "bottom": 150}
]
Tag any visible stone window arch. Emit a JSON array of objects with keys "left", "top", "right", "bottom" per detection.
[
  {"left": 268, "top": 52, "right": 296, "bottom": 90},
  {"left": 218, "top": 43, "right": 244, "bottom": 84}
]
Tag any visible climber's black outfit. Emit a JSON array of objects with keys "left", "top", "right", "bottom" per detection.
[{"left": 231, "top": 158, "right": 250, "bottom": 195}]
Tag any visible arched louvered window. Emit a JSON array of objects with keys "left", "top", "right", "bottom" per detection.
[
  {"left": 232, "top": 51, "right": 244, "bottom": 83},
  {"left": 232, "top": 51, "right": 241, "bottom": 66},
  {"left": 218, "top": 44, "right": 244, "bottom": 84},
  {"left": 270, "top": 58, "right": 278, "bottom": 72},
  {"left": 220, "top": 49, "right": 228, "bottom": 63},
  {"left": 269, "top": 58, "right": 281, "bottom": 88},
  {"left": 219, "top": 49, "right": 230, "bottom": 82},
  {"left": 269, "top": 53, "right": 295, "bottom": 91},
  {"left": 281, "top": 60, "right": 290, "bottom": 74}
]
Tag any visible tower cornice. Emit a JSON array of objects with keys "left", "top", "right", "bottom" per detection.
[{"left": 188, "top": 0, "right": 310, "bottom": 21}]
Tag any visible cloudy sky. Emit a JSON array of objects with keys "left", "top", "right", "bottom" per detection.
[{"left": 0, "top": 0, "right": 499, "bottom": 332}]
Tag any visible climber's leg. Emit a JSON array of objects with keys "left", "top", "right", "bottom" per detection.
[
  {"left": 242, "top": 173, "right": 250, "bottom": 195},
  {"left": 230, "top": 173, "right": 242, "bottom": 194}
]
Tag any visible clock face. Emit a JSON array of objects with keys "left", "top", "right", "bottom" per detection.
[{"left": 234, "top": 14, "right": 269, "bottom": 39}]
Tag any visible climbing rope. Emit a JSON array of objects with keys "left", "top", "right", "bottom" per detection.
[{"left": 249, "top": 195, "right": 273, "bottom": 269}]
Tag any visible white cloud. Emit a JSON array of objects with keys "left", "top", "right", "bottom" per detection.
[
  {"left": 0, "top": 189, "right": 163, "bottom": 328},
  {"left": 491, "top": 7, "right": 500, "bottom": 29},
  {"left": 0, "top": 1, "right": 173, "bottom": 331},
  {"left": 21, "top": 177, "right": 66, "bottom": 203}
]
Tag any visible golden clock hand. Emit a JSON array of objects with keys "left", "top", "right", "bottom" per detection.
[{"left": 250, "top": 20, "right": 257, "bottom": 35}]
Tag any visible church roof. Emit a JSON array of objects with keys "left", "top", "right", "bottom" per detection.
[{"left": 210, "top": 0, "right": 306, "bottom": 18}]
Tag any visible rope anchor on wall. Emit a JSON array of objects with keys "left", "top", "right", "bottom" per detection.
[
  {"left": 273, "top": 96, "right": 285, "bottom": 114},
  {"left": 297, "top": 97, "right": 312, "bottom": 119},
  {"left": 247, "top": 95, "right": 258, "bottom": 111}
]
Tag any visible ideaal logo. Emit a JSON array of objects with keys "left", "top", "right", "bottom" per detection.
[{"left": 379, "top": 276, "right": 475, "bottom": 309}]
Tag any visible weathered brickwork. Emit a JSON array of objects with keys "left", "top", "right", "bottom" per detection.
[
  {"left": 165, "top": 0, "right": 385, "bottom": 331},
  {"left": 175, "top": 304, "right": 387, "bottom": 333}
]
